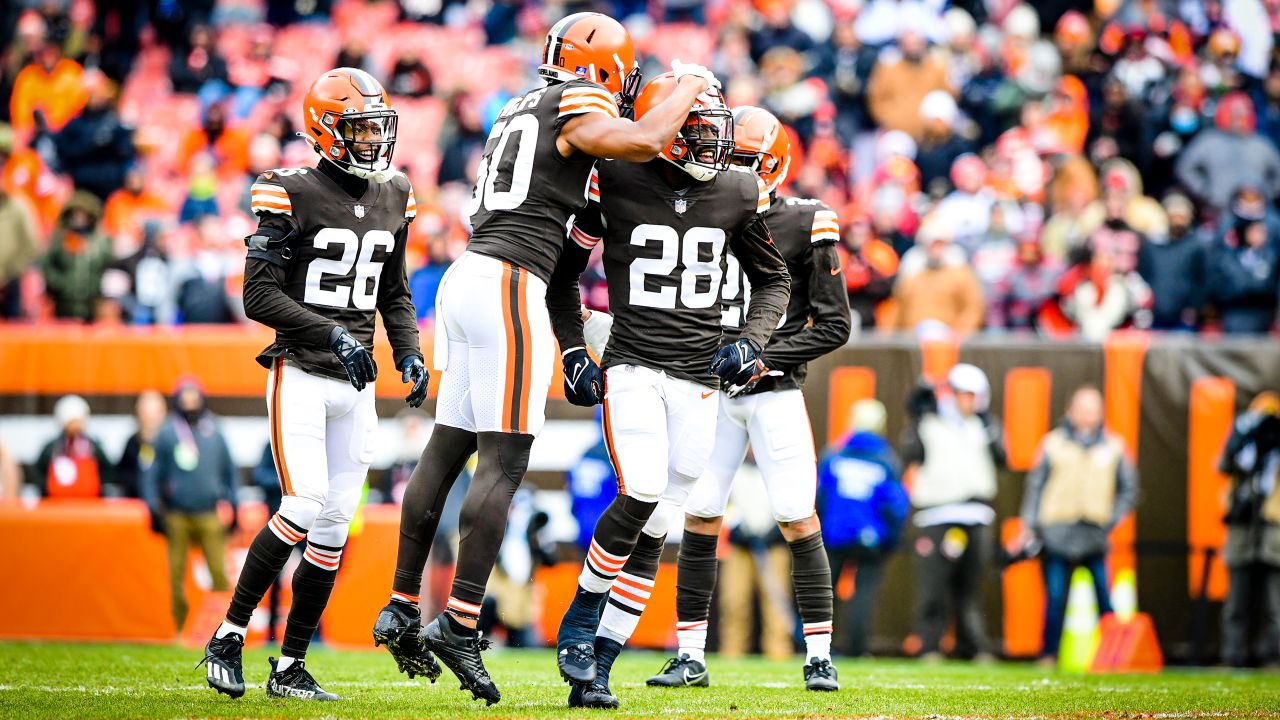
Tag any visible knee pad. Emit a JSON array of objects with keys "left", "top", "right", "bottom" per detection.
[
  {"left": 278, "top": 495, "right": 323, "bottom": 532},
  {"left": 317, "top": 486, "right": 362, "bottom": 526},
  {"left": 307, "top": 515, "right": 351, "bottom": 550},
  {"left": 642, "top": 509, "right": 670, "bottom": 538}
]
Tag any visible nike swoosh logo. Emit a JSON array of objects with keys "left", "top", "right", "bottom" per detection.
[
  {"left": 701, "top": 391, "right": 715, "bottom": 399},
  {"left": 683, "top": 668, "right": 707, "bottom": 683},
  {"left": 830, "top": 266, "right": 842, "bottom": 275}
]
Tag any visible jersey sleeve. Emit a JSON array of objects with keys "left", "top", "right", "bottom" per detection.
[
  {"left": 810, "top": 206, "right": 841, "bottom": 246},
  {"left": 405, "top": 184, "right": 417, "bottom": 222},
  {"left": 569, "top": 166, "right": 603, "bottom": 251},
  {"left": 558, "top": 82, "right": 621, "bottom": 123},
  {"left": 250, "top": 174, "right": 293, "bottom": 217},
  {"left": 755, "top": 175, "right": 771, "bottom": 215}
]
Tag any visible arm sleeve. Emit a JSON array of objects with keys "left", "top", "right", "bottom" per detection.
[
  {"left": 547, "top": 197, "right": 603, "bottom": 353},
  {"left": 730, "top": 214, "right": 790, "bottom": 348},
  {"left": 1111, "top": 454, "right": 1140, "bottom": 528},
  {"left": 377, "top": 221, "right": 422, "bottom": 369},
  {"left": 1020, "top": 451, "right": 1050, "bottom": 531},
  {"left": 241, "top": 214, "right": 340, "bottom": 347},
  {"left": 760, "top": 242, "right": 851, "bottom": 370}
]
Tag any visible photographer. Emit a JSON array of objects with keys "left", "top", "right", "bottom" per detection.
[
  {"left": 902, "top": 364, "right": 1005, "bottom": 662},
  {"left": 1218, "top": 391, "right": 1280, "bottom": 668},
  {"left": 1017, "top": 385, "right": 1138, "bottom": 664}
]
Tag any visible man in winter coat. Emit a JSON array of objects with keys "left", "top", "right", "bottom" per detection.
[
  {"left": 1141, "top": 193, "right": 1207, "bottom": 331},
  {"left": 40, "top": 191, "right": 113, "bottom": 321},
  {"left": 1176, "top": 91, "right": 1280, "bottom": 213}
]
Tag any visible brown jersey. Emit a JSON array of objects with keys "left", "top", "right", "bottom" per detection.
[
  {"left": 465, "top": 79, "right": 621, "bottom": 284},
  {"left": 566, "top": 161, "right": 790, "bottom": 388},
  {"left": 721, "top": 195, "right": 851, "bottom": 393},
  {"left": 242, "top": 162, "right": 419, "bottom": 382}
]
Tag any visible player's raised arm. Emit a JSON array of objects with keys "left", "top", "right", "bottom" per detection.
[
  {"left": 758, "top": 206, "right": 852, "bottom": 371},
  {"left": 558, "top": 65, "right": 716, "bottom": 162}
]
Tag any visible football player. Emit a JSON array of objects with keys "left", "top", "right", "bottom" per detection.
[
  {"left": 645, "top": 107, "right": 850, "bottom": 691},
  {"left": 373, "top": 12, "right": 719, "bottom": 706},
  {"left": 198, "top": 68, "right": 428, "bottom": 701},
  {"left": 547, "top": 75, "right": 791, "bottom": 709}
]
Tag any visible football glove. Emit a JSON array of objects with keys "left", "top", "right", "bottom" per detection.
[
  {"left": 708, "top": 338, "right": 767, "bottom": 395},
  {"left": 328, "top": 326, "right": 377, "bottom": 391},
  {"left": 671, "top": 58, "right": 721, "bottom": 89},
  {"left": 562, "top": 346, "right": 604, "bottom": 407},
  {"left": 399, "top": 355, "right": 429, "bottom": 408}
]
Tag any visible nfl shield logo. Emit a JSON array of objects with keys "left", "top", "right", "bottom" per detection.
[
  {"left": 353, "top": 204, "right": 366, "bottom": 219},
  {"left": 673, "top": 198, "right": 687, "bottom": 215}
]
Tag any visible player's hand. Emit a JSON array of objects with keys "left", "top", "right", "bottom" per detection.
[
  {"left": 399, "top": 355, "right": 429, "bottom": 408},
  {"left": 708, "top": 338, "right": 766, "bottom": 394},
  {"left": 328, "top": 326, "right": 376, "bottom": 391},
  {"left": 671, "top": 59, "right": 720, "bottom": 90},
  {"left": 562, "top": 347, "right": 603, "bottom": 407},
  {"left": 226, "top": 507, "right": 240, "bottom": 534}
]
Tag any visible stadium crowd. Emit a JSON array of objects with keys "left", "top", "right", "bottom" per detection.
[{"left": 1, "top": 0, "right": 1280, "bottom": 336}]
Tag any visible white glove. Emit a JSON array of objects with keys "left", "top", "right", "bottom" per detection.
[
  {"left": 671, "top": 58, "right": 720, "bottom": 89},
  {"left": 583, "top": 309, "right": 614, "bottom": 360}
]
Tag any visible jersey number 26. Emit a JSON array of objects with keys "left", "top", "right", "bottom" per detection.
[{"left": 304, "top": 228, "right": 395, "bottom": 310}]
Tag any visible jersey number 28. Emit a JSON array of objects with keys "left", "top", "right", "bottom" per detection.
[
  {"left": 304, "top": 228, "right": 395, "bottom": 310},
  {"left": 629, "top": 224, "right": 726, "bottom": 310}
]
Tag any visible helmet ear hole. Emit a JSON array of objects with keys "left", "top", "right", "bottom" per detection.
[{"left": 599, "top": 68, "right": 611, "bottom": 84}]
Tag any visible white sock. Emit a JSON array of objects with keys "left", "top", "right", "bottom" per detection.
[
  {"left": 804, "top": 631, "right": 832, "bottom": 663},
  {"left": 275, "top": 655, "right": 298, "bottom": 673},
  {"left": 215, "top": 621, "right": 246, "bottom": 639},
  {"left": 676, "top": 622, "right": 708, "bottom": 663}
]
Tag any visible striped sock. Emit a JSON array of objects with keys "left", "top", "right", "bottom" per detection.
[
  {"left": 597, "top": 570, "right": 654, "bottom": 644},
  {"left": 303, "top": 542, "right": 342, "bottom": 570},
  {"left": 389, "top": 591, "right": 420, "bottom": 607},
  {"left": 803, "top": 622, "right": 833, "bottom": 662},
  {"left": 579, "top": 538, "right": 628, "bottom": 593},
  {"left": 676, "top": 620, "right": 709, "bottom": 663},
  {"left": 445, "top": 595, "right": 482, "bottom": 624}
]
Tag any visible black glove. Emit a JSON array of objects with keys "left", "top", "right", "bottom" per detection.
[
  {"left": 328, "top": 326, "right": 376, "bottom": 391},
  {"left": 708, "top": 338, "right": 765, "bottom": 395},
  {"left": 562, "top": 347, "right": 603, "bottom": 407},
  {"left": 399, "top": 355, "right": 429, "bottom": 407}
]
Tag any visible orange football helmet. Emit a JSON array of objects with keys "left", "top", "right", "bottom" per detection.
[
  {"left": 539, "top": 13, "right": 641, "bottom": 114},
  {"left": 633, "top": 72, "right": 734, "bottom": 182},
  {"left": 302, "top": 67, "right": 398, "bottom": 181},
  {"left": 729, "top": 106, "right": 791, "bottom": 195}
]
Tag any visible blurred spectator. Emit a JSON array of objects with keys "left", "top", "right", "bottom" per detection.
[
  {"left": 103, "top": 166, "right": 170, "bottom": 251},
  {"left": 1149, "top": 66, "right": 1211, "bottom": 200},
  {"left": 388, "top": 48, "right": 433, "bottom": 98},
  {"left": 33, "top": 395, "right": 111, "bottom": 498},
  {"left": 105, "top": 221, "right": 174, "bottom": 325},
  {"left": 987, "top": 238, "right": 1061, "bottom": 332},
  {"left": 1176, "top": 91, "right": 1280, "bottom": 214},
  {"left": 409, "top": 234, "right": 453, "bottom": 323},
  {"left": 52, "top": 71, "right": 133, "bottom": 200},
  {"left": 719, "top": 462, "right": 793, "bottom": 661},
  {"left": 0, "top": 440, "right": 19, "bottom": 499},
  {"left": 883, "top": 220, "right": 984, "bottom": 334},
  {"left": 437, "top": 91, "right": 486, "bottom": 186},
  {"left": 812, "top": 19, "right": 877, "bottom": 145},
  {"left": 140, "top": 380, "right": 237, "bottom": 630},
  {"left": 0, "top": 174, "right": 38, "bottom": 318},
  {"left": 1253, "top": 64, "right": 1280, "bottom": 153},
  {"left": 901, "top": 364, "right": 1005, "bottom": 661},
  {"left": 174, "top": 216, "right": 237, "bottom": 324},
  {"left": 971, "top": 203, "right": 1022, "bottom": 292},
  {"left": 9, "top": 38, "right": 85, "bottom": 135},
  {"left": 759, "top": 47, "right": 824, "bottom": 142},
  {"left": 818, "top": 399, "right": 908, "bottom": 657},
  {"left": 915, "top": 91, "right": 974, "bottom": 192},
  {"left": 1141, "top": 193, "right": 1207, "bottom": 331},
  {"left": 749, "top": 1, "right": 814, "bottom": 62},
  {"left": 225, "top": 25, "right": 293, "bottom": 118},
  {"left": 41, "top": 191, "right": 112, "bottom": 321},
  {"left": 1049, "top": 246, "right": 1153, "bottom": 341},
  {"left": 1041, "top": 155, "right": 1100, "bottom": 259},
  {"left": 333, "top": 37, "right": 377, "bottom": 78},
  {"left": 179, "top": 153, "right": 219, "bottom": 224},
  {"left": 1087, "top": 77, "right": 1146, "bottom": 171},
  {"left": 1045, "top": 75, "right": 1089, "bottom": 156},
  {"left": 178, "top": 102, "right": 250, "bottom": 180},
  {"left": 114, "top": 390, "right": 168, "bottom": 499},
  {"left": 867, "top": 27, "right": 953, "bottom": 141},
  {"left": 1217, "top": 391, "right": 1280, "bottom": 668},
  {"left": 169, "top": 24, "right": 228, "bottom": 95},
  {"left": 933, "top": 154, "right": 994, "bottom": 253},
  {"left": 839, "top": 214, "right": 898, "bottom": 329},
  {"left": 1053, "top": 11, "right": 1093, "bottom": 78},
  {"left": 1080, "top": 160, "right": 1168, "bottom": 246},
  {"left": 1018, "top": 385, "right": 1138, "bottom": 664},
  {"left": 1087, "top": 184, "right": 1151, "bottom": 275},
  {"left": 855, "top": 0, "right": 944, "bottom": 46},
  {"left": 1207, "top": 216, "right": 1279, "bottom": 334},
  {"left": 0, "top": 122, "right": 61, "bottom": 235}
]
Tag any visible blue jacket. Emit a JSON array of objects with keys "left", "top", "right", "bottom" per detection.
[
  {"left": 567, "top": 439, "right": 618, "bottom": 553},
  {"left": 816, "top": 431, "right": 909, "bottom": 551}
]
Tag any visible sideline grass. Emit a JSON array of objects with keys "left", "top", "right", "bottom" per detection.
[{"left": 0, "top": 642, "right": 1277, "bottom": 718}]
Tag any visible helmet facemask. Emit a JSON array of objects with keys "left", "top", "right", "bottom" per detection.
[
  {"left": 331, "top": 110, "right": 398, "bottom": 182},
  {"left": 665, "top": 97, "right": 734, "bottom": 182}
]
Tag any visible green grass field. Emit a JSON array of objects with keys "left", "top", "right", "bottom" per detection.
[{"left": 0, "top": 642, "right": 1277, "bottom": 719}]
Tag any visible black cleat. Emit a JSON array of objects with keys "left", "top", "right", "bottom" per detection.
[
  {"left": 266, "top": 657, "right": 339, "bottom": 701},
  {"left": 645, "top": 654, "right": 709, "bottom": 687},
  {"left": 557, "top": 642, "right": 597, "bottom": 685},
  {"left": 568, "top": 680, "right": 620, "bottom": 709},
  {"left": 372, "top": 602, "right": 442, "bottom": 682},
  {"left": 803, "top": 657, "right": 840, "bottom": 691},
  {"left": 422, "top": 614, "right": 500, "bottom": 705},
  {"left": 197, "top": 632, "right": 246, "bottom": 699}
]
